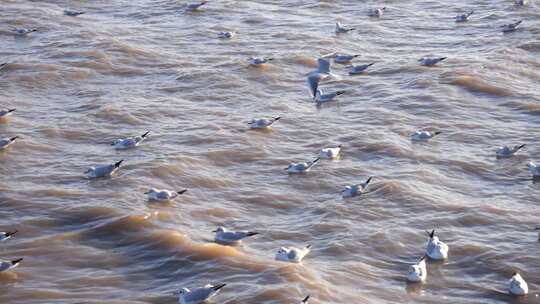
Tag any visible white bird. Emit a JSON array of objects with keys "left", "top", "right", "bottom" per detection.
[
  {"left": 333, "top": 54, "right": 360, "bottom": 64},
  {"left": 0, "top": 136, "right": 19, "bottom": 150},
  {"left": 145, "top": 188, "right": 187, "bottom": 202},
  {"left": 0, "top": 108, "right": 16, "bottom": 118},
  {"left": 501, "top": 20, "right": 522, "bottom": 33},
  {"left": 111, "top": 131, "right": 149, "bottom": 150},
  {"left": 275, "top": 245, "right": 311, "bottom": 263},
  {"left": 248, "top": 116, "right": 280, "bottom": 129},
  {"left": 186, "top": 1, "right": 208, "bottom": 11},
  {"left": 496, "top": 144, "right": 525, "bottom": 158},
  {"left": 425, "top": 230, "right": 449, "bottom": 260},
  {"left": 319, "top": 144, "right": 342, "bottom": 159},
  {"left": 249, "top": 57, "right": 273, "bottom": 66},
  {"left": 348, "top": 62, "right": 375, "bottom": 75},
  {"left": 85, "top": 160, "right": 123, "bottom": 179},
  {"left": 14, "top": 28, "right": 37, "bottom": 35},
  {"left": 527, "top": 161, "right": 540, "bottom": 179},
  {"left": 299, "top": 296, "right": 310, "bottom": 304},
  {"left": 178, "top": 283, "right": 226, "bottom": 304},
  {"left": 218, "top": 31, "right": 236, "bottom": 39},
  {"left": 64, "top": 9, "right": 85, "bottom": 16},
  {"left": 509, "top": 273, "right": 528, "bottom": 296},
  {"left": 411, "top": 130, "right": 441, "bottom": 141},
  {"left": 455, "top": 10, "right": 474, "bottom": 22},
  {"left": 0, "top": 230, "right": 18, "bottom": 242},
  {"left": 406, "top": 255, "right": 428, "bottom": 283},
  {"left": 368, "top": 7, "right": 386, "bottom": 18},
  {"left": 0, "top": 258, "right": 23, "bottom": 273},
  {"left": 213, "top": 226, "right": 259, "bottom": 245},
  {"left": 515, "top": 0, "right": 528, "bottom": 6},
  {"left": 335, "top": 21, "right": 355, "bottom": 34},
  {"left": 342, "top": 176, "right": 373, "bottom": 198},
  {"left": 419, "top": 57, "right": 446, "bottom": 66},
  {"left": 286, "top": 157, "right": 320, "bottom": 174},
  {"left": 315, "top": 89, "right": 346, "bottom": 104},
  {"left": 306, "top": 58, "right": 333, "bottom": 99}
]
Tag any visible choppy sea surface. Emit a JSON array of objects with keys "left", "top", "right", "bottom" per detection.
[{"left": 1, "top": 0, "right": 539, "bottom": 303}]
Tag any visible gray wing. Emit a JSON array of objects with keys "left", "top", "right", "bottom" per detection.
[
  {"left": 287, "top": 250, "right": 298, "bottom": 260},
  {"left": 184, "top": 287, "right": 213, "bottom": 302},
  {"left": 307, "top": 74, "right": 321, "bottom": 98},
  {"left": 94, "top": 164, "right": 114, "bottom": 177},
  {"left": 317, "top": 58, "right": 330, "bottom": 74},
  {"left": 0, "top": 261, "right": 11, "bottom": 272},
  {"left": 0, "top": 139, "right": 9, "bottom": 147}
]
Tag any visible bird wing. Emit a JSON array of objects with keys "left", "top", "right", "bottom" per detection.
[
  {"left": 287, "top": 250, "right": 298, "bottom": 260},
  {"left": 306, "top": 74, "right": 321, "bottom": 98},
  {"left": 184, "top": 287, "right": 213, "bottom": 302},
  {"left": 317, "top": 58, "right": 331, "bottom": 74}
]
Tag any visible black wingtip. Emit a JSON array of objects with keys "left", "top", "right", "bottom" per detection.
[
  {"left": 516, "top": 144, "right": 526, "bottom": 150},
  {"left": 177, "top": 189, "right": 188, "bottom": 195},
  {"left": 434, "top": 131, "right": 442, "bottom": 136},
  {"left": 10, "top": 136, "right": 19, "bottom": 141},
  {"left": 212, "top": 283, "right": 226, "bottom": 291},
  {"left": 439, "top": 57, "right": 447, "bottom": 61},
  {"left": 114, "top": 159, "right": 124, "bottom": 168},
  {"left": 428, "top": 229, "right": 435, "bottom": 238},
  {"left": 336, "top": 90, "right": 346, "bottom": 96},
  {"left": 312, "top": 157, "right": 321, "bottom": 164},
  {"left": 246, "top": 232, "right": 259, "bottom": 237},
  {"left": 302, "top": 295, "right": 310, "bottom": 303},
  {"left": 305, "top": 244, "right": 312, "bottom": 249},
  {"left": 8, "top": 108, "right": 16, "bottom": 113},
  {"left": 141, "top": 131, "right": 150, "bottom": 138},
  {"left": 11, "top": 258, "right": 23, "bottom": 265},
  {"left": 365, "top": 176, "right": 373, "bottom": 185},
  {"left": 6, "top": 230, "right": 18, "bottom": 237},
  {"left": 274, "top": 116, "right": 281, "bottom": 121}
]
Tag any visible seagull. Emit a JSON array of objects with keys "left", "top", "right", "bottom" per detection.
[
  {"left": 299, "top": 296, "right": 310, "bottom": 304},
  {"left": 275, "top": 245, "right": 311, "bottom": 263},
  {"left": 248, "top": 116, "right": 280, "bottom": 129},
  {"left": 348, "top": 62, "right": 375, "bottom": 75},
  {"left": 145, "top": 188, "right": 187, "bottom": 202},
  {"left": 307, "top": 58, "right": 333, "bottom": 99},
  {"left": 527, "top": 161, "right": 540, "bottom": 179},
  {"left": 406, "top": 255, "right": 427, "bottom": 283},
  {"left": 186, "top": 1, "right": 208, "bottom": 11},
  {"left": 411, "top": 130, "right": 441, "bottom": 141},
  {"left": 0, "top": 136, "right": 19, "bottom": 150},
  {"left": 178, "top": 284, "right": 226, "bottom": 304},
  {"left": 249, "top": 57, "right": 273, "bottom": 66},
  {"left": 111, "top": 131, "right": 149, "bottom": 150},
  {"left": 213, "top": 227, "right": 259, "bottom": 245},
  {"left": 496, "top": 144, "right": 525, "bottom": 158},
  {"left": 342, "top": 176, "right": 372, "bottom": 198},
  {"left": 314, "top": 89, "right": 346, "bottom": 104},
  {"left": 0, "top": 230, "right": 18, "bottom": 242},
  {"left": 425, "top": 230, "right": 449, "bottom": 260},
  {"left": 335, "top": 21, "right": 355, "bottom": 34},
  {"left": 0, "top": 258, "right": 23, "bottom": 273},
  {"left": 14, "top": 28, "right": 37, "bottom": 36},
  {"left": 218, "top": 31, "right": 236, "bottom": 39},
  {"left": 368, "top": 7, "right": 386, "bottom": 17},
  {"left": 286, "top": 157, "right": 320, "bottom": 174},
  {"left": 501, "top": 20, "right": 522, "bottom": 33},
  {"left": 319, "top": 144, "right": 342, "bottom": 159},
  {"left": 419, "top": 57, "right": 446, "bottom": 66},
  {"left": 509, "top": 273, "right": 528, "bottom": 296},
  {"left": 333, "top": 54, "right": 360, "bottom": 64},
  {"left": 85, "top": 160, "right": 123, "bottom": 179},
  {"left": 455, "top": 10, "right": 474, "bottom": 22},
  {"left": 0, "top": 108, "right": 16, "bottom": 118},
  {"left": 515, "top": 0, "right": 528, "bottom": 6},
  {"left": 64, "top": 9, "right": 85, "bottom": 16}
]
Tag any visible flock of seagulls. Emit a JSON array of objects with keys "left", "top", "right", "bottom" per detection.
[{"left": 1, "top": 0, "right": 537, "bottom": 303}]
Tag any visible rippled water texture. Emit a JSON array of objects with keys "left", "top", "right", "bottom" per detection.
[{"left": 1, "top": 0, "right": 539, "bottom": 303}]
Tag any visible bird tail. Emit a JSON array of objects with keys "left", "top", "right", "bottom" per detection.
[
  {"left": 8, "top": 108, "right": 16, "bottom": 113},
  {"left": 305, "top": 244, "right": 312, "bottom": 249},
  {"left": 177, "top": 189, "right": 188, "bottom": 195},
  {"left": 335, "top": 90, "right": 346, "bottom": 96},
  {"left": 467, "top": 10, "right": 474, "bottom": 17},
  {"left": 141, "top": 131, "right": 150, "bottom": 138},
  {"left": 514, "top": 20, "right": 523, "bottom": 26},
  {"left": 516, "top": 144, "right": 526, "bottom": 151},
  {"left": 114, "top": 160, "right": 124, "bottom": 168},
  {"left": 365, "top": 176, "right": 373, "bottom": 185},
  {"left": 11, "top": 258, "right": 23, "bottom": 265},
  {"left": 426, "top": 229, "right": 435, "bottom": 238},
  {"left": 273, "top": 116, "right": 281, "bottom": 122},
  {"left": 246, "top": 232, "right": 259, "bottom": 237},
  {"left": 433, "top": 131, "right": 442, "bottom": 136},
  {"left": 439, "top": 57, "right": 447, "bottom": 62},
  {"left": 212, "top": 283, "right": 227, "bottom": 291},
  {"left": 6, "top": 230, "right": 18, "bottom": 237},
  {"left": 10, "top": 136, "right": 19, "bottom": 141},
  {"left": 302, "top": 295, "right": 310, "bottom": 303}
]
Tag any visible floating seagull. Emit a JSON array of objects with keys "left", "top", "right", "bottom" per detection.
[
  {"left": 0, "top": 136, "right": 18, "bottom": 150},
  {"left": 0, "top": 258, "right": 22, "bottom": 273},
  {"left": 64, "top": 9, "right": 85, "bottom": 16},
  {"left": 0, "top": 230, "right": 18, "bottom": 242},
  {"left": 496, "top": 144, "right": 525, "bottom": 158},
  {"left": 186, "top": 1, "right": 208, "bottom": 11},
  {"left": 111, "top": 131, "right": 149, "bottom": 150},
  {"left": 515, "top": 0, "right": 528, "bottom": 6},
  {"left": 368, "top": 7, "right": 386, "bottom": 18},
  {"left": 419, "top": 57, "right": 446, "bottom": 67},
  {"left": 14, "top": 28, "right": 37, "bottom": 36},
  {"left": 178, "top": 284, "right": 226, "bottom": 304},
  {"left": 455, "top": 10, "right": 474, "bottom": 22},
  {"left": 319, "top": 144, "right": 342, "bottom": 159},
  {"left": 299, "top": 296, "right": 310, "bottom": 304},
  {"left": 315, "top": 89, "right": 346, "bottom": 104},
  {"left": 0, "top": 108, "right": 16, "bottom": 118},
  {"left": 406, "top": 255, "right": 427, "bottom": 283},
  {"left": 218, "top": 31, "right": 236, "bottom": 39},
  {"left": 335, "top": 21, "right": 355, "bottom": 34},
  {"left": 286, "top": 157, "right": 320, "bottom": 174},
  {"left": 213, "top": 227, "right": 259, "bottom": 245},
  {"left": 85, "top": 160, "right": 123, "bottom": 179},
  {"left": 249, "top": 57, "right": 273, "bottom": 66},
  {"left": 411, "top": 130, "right": 441, "bottom": 141},
  {"left": 275, "top": 245, "right": 311, "bottom": 263},
  {"left": 501, "top": 20, "right": 522, "bottom": 33},
  {"left": 527, "top": 161, "right": 540, "bottom": 179},
  {"left": 425, "top": 230, "right": 449, "bottom": 260},
  {"left": 333, "top": 54, "right": 360, "bottom": 64},
  {"left": 509, "top": 273, "right": 528, "bottom": 296},
  {"left": 248, "top": 116, "right": 280, "bottom": 129},
  {"left": 145, "top": 188, "right": 187, "bottom": 202},
  {"left": 307, "top": 58, "right": 333, "bottom": 99},
  {"left": 348, "top": 62, "right": 375, "bottom": 75},
  {"left": 342, "top": 176, "right": 372, "bottom": 198}
]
